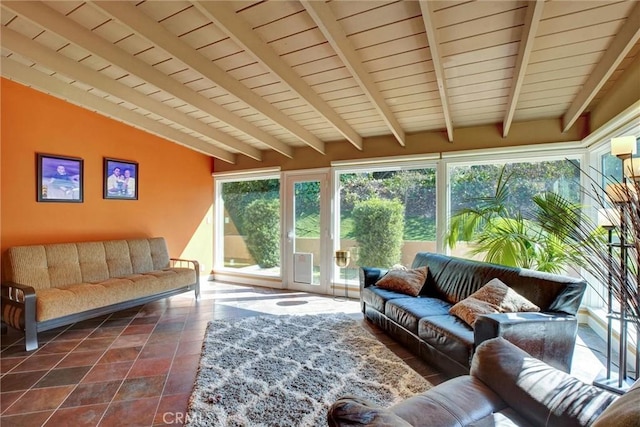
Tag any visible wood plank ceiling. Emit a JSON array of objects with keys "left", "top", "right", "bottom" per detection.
[{"left": 1, "top": 1, "right": 639, "bottom": 163}]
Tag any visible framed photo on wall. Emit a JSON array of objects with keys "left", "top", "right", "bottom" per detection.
[
  {"left": 104, "top": 158, "right": 138, "bottom": 200},
  {"left": 37, "top": 153, "right": 84, "bottom": 203}
]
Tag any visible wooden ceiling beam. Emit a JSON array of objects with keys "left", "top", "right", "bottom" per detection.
[
  {"left": 91, "top": 1, "right": 324, "bottom": 155},
  {"left": 502, "top": 0, "right": 544, "bottom": 138},
  {"left": 1, "top": 58, "right": 235, "bottom": 162},
  {"left": 562, "top": 1, "right": 640, "bottom": 132},
  {"left": 2, "top": 26, "right": 261, "bottom": 161},
  {"left": 194, "top": 1, "right": 361, "bottom": 151},
  {"left": 3, "top": 1, "right": 271, "bottom": 159},
  {"left": 419, "top": 1, "right": 453, "bottom": 143},
  {"left": 301, "top": 0, "right": 404, "bottom": 147},
  {"left": 0, "top": 0, "right": 292, "bottom": 158}
]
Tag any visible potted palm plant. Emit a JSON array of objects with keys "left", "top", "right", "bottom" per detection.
[
  {"left": 448, "top": 162, "right": 639, "bottom": 390},
  {"left": 446, "top": 167, "right": 583, "bottom": 274}
]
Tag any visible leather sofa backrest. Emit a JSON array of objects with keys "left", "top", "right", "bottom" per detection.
[
  {"left": 472, "top": 337, "right": 618, "bottom": 426},
  {"left": 412, "top": 252, "right": 586, "bottom": 315}
]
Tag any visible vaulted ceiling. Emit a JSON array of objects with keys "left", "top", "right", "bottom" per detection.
[{"left": 2, "top": 1, "right": 639, "bottom": 164}]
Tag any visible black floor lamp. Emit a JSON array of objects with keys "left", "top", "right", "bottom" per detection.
[{"left": 595, "top": 135, "right": 640, "bottom": 394}]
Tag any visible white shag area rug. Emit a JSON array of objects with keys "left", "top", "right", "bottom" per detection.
[{"left": 185, "top": 313, "right": 431, "bottom": 426}]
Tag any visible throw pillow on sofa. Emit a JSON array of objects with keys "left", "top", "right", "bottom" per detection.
[
  {"left": 375, "top": 266, "right": 428, "bottom": 297},
  {"left": 449, "top": 278, "right": 540, "bottom": 327}
]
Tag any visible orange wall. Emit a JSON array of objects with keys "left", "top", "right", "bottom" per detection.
[{"left": 1, "top": 78, "right": 214, "bottom": 273}]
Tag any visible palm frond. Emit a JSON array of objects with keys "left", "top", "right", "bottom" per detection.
[
  {"left": 447, "top": 159, "right": 639, "bottom": 327},
  {"left": 447, "top": 166, "right": 514, "bottom": 248}
]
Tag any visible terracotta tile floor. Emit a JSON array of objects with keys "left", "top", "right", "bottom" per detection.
[{"left": 1, "top": 281, "right": 606, "bottom": 426}]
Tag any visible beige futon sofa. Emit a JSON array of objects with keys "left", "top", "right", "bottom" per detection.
[{"left": 1, "top": 237, "right": 200, "bottom": 350}]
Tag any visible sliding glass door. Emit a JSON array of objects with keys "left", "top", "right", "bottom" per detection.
[{"left": 283, "top": 170, "right": 331, "bottom": 294}]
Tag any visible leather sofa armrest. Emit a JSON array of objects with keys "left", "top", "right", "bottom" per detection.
[
  {"left": 471, "top": 338, "right": 618, "bottom": 427},
  {"left": 328, "top": 395, "right": 413, "bottom": 427},
  {"left": 359, "top": 267, "right": 388, "bottom": 290},
  {"left": 473, "top": 312, "right": 578, "bottom": 372},
  {"left": 547, "top": 280, "right": 587, "bottom": 315},
  {"left": 389, "top": 376, "right": 506, "bottom": 427},
  {"left": 328, "top": 376, "right": 506, "bottom": 427}
]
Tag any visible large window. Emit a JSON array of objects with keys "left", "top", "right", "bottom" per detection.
[
  {"left": 601, "top": 138, "right": 640, "bottom": 183},
  {"left": 212, "top": 146, "right": 630, "bottom": 296},
  {"left": 447, "top": 158, "right": 581, "bottom": 270},
  {"left": 336, "top": 166, "right": 437, "bottom": 271},
  {"left": 216, "top": 175, "right": 281, "bottom": 277}
]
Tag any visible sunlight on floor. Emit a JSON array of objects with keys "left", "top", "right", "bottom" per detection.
[
  {"left": 193, "top": 279, "right": 609, "bottom": 385},
  {"left": 196, "top": 280, "right": 362, "bottom": 318},
  {"left": 572, "top": 331, "right": 607, "bottom": 384}
]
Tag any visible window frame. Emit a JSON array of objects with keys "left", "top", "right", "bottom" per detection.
[
  {"left": 441, "top": 148, "right": 587, "bottom": 254},
  {"left": 213, "top": 168, "right": 283, "bottom": 285},
  {"left": 332, "top": 159, "right": 440, "bottom": 270},
  {"left": 211, "top": 137, "right": 638, "bottom": 310}
]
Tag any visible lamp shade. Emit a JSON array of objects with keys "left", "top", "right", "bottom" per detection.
[
  {"left": 623, "top": 158, "right": 640, "bottom": 180},
  {"left": 335, "top": 250, "right": 350, "bottom": 267},
  {"left": 611, "top": 136, "right": 637, "bottom": 158},
  {"left": 597, "top": 208, "right": 619, "bottom": 228},
  {"left": 605, "top": 183, "right": 635, "bottom": 203}
]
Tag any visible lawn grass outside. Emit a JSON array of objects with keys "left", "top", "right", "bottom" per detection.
[{"left": 296, "top": 214, "right": 436, "bottom": 241}]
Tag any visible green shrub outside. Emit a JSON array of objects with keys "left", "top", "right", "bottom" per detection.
[
  {"left": 340, "top": 215, "right": 435, "bottom": 241},
  {"left": 243, "top": 199, "right": 280, "bottom": 268},
  {"left": 352, "top": 198, "right": 405, "bottom": 268},
  {"left": 221, "top": 179, "right": 279, "bottom": 237}
]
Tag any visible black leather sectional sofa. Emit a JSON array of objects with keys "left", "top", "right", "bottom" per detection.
[{"left": 359, "top": 252, "right": 587, "bottom": 376}]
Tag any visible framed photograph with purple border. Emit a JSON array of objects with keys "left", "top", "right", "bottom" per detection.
[
  {"left": 104, "top": 157, "right": 138, "bottom": 200},
  {"left": 37, "top": 153, "right": 84, "bottom": 203}
]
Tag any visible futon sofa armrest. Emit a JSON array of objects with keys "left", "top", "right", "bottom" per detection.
[
  {"left": 170, "top": 257, "right": 199, "bottom": 270},
  {"left": 472, "top": 338, "right": 618, "bottom": 427},
  {"left": 359, "top": 267, "right": 388, "bottom": 290},
  {"left": 473, "top": 312, "right": 578, "bottom": 372},
  {"left": 170, "top": 258, "right": 201, "bottom": 299},
  {"left": 1, "top": 281, "right": 38, "bottom": 350},
  {"left": 1, "top": 281, "right": 36, "bottom": 315}
]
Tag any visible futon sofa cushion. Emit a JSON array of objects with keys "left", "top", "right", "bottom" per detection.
[
  {"left": 34, "top": 268, "right": 196, "bottom": 321},
  {"left": 2, "top": 237, "right": 199, "bottom": 350}
]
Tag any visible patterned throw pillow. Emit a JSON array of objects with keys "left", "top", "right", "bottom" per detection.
[
  {"left": 374, "top": 266, "right": 428, "bottom": 297},
  {"left": 449, "top": 278, "right": 540, "bottom": 327}
]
